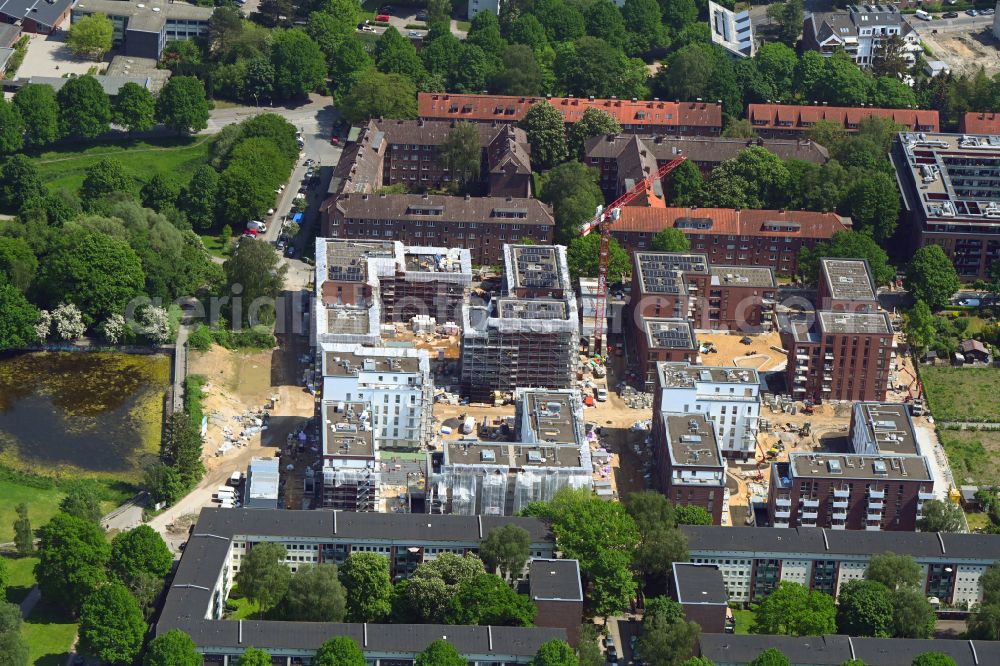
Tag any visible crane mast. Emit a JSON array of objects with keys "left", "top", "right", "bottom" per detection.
[{"left": 579, "top": 156, "right": 687, "bottom": 355}]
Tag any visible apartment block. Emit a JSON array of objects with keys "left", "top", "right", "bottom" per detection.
[
  {"left": 817, "top": 258, "right": 879, "bottom": 312},
  {"left": 316, "top": 400, "right": 379, "bottom": 511},
  {"left": 654, "top": 362, "right": 761, "bottom": 461},
  {"left": 71, "top": 0, "right": 211, "bottom": 59},
  {"left": 460, "top": 245, "right": 579, "bottom": 401},
  {"left": 610, "top": 207, "right": 850, "bottom": 276},
  {"left": 0, "top": 0, "right": 70, "bottom": 33},
  {"left": 671, "top": 563, "right": 729, "bottom": 633},
  {"left": 528, "top": 559, "right": 584, "bottom": 644},
  {"left": 630, "top": 252, "right": 776, "bottom": 333},
  {"left": 320, "top": 343, "right": 433, "bottom": 451},
  {"left": 427, "top": 389, "right": 592, "bottom": 516},
  {"left": 656, "top": 413, "right": 727, "bottom": 524},
  {"left": 892, "top": 131, "right": 1000, "bottom": 280},
  {"left": 322, "top": 193, "right": 555, "bottom": 266},
  {"left": 418, "top": 93, "right": 723, "bottom": 135},
  {"left": 633, "top": 318, "right": 699, "bottom": 391},
  {"left": 314, "top": 239, "right": 472, "bottom": 345},
  {"left": 683, "top": 524, "right": 1000, "bottom": 607},
  {"left": 156, "top": 508, "right": 565, "bottom": 663},
  {"left": 748, "top": 104, "right": 939, "bottom": 138},
  {"left": 802, "top": 5, "right": 921, "bottom": 68},
  {"left": 585, "top": 134, "right": 828, "bottom": 199},
  {"left": 961, "top": 112, "right": 1000, "bottom": 134}
]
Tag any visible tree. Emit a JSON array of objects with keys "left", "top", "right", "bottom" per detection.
[
  {"left": 56, "top": 76, "right": 112, "bottom": 139},
  {"left": 577, "top": 624, "right": 604, "bottom": 666},
  {"left": 0, "top": 100, "right": 23, "bottom": 156},
  {"left": 78, "top": 582, "right": 146, "bottom": 665},
  {"left": 339, "top": 552, "right": 393, "bottom": 622},
  {"left": 480, "top": 524, "right": 531, "bottom": 583},
  {"left": 865, "top": 552, "right": 923, "bottom": 592},
  {"left": 530, "top": 640, "right": 577, "bottom": 666},
  {"left": 143, "top": 630, "right": 202, "bottom": 666},
  {"left": 520, "top": 103, "right": 567, "bottom": 170},
  {"left": 704, "top": 147, "right": 790, "bottom": 209},
  {"left": 0, "top": 156, "right": 43, "bottom": 212},
  {"left": 555, "top": 37, "right": 648, "bottom": 100},
  {"left": 143, "top": 463, "right": 185, "bottom": 506},
  {"left": 110, "top": 525, "right": 173, "bottom": 585},
  {"left": 889, "top": 587, "right": 936, "bottom": 639},
  {"left": 161, "top": 409, "right": 205, "bottom": 488},
  {"left": 270, "top": 29, "right": 327, "bottom": 100},
  {"left": 112, "top": 82, "right": 155, "bottom": 133},
  {"left": 13, "top": 84, "right": 59, "bottom": 147},
  {"left": 664, "top": 159, "right": 703, "bottom": 207},
  {"left": 568, "top": 108, "right": 621, "bottom": 159},
  {"left": 627, "top": 493, "right": 687, "bottom": 588},
  {"left": 0, "top": 624, "right": 28, "bottom": 666},
  {"left": 235, "top": 542, "right": 290, "bottom": 617},
  {"left": 648, "top": 229, "right": 691, "bottom": 255},
  {"left": 585, "top": 0, "right": 626, "bottom": 50},
  {"left": 259, "top": 0, "right": 293, "bottom": 26},
  {"left": 338, "top": 71, "right": 417, "bottom": 124},
  {"left": 35, "top": 512, "right": 110, "bottom": 614},
  {"left": 79, "top": 158, "right": 133, "bottom": 210},
  {"left": 749, "top": 649, "right": 790, "bottom": 666},
  {"left": 314, "top": 636, "right": 367, "bottom": 666},
  {"left": 141, "top": 174, "right": 179, "bottom": 212},
  {"left": 651, "top": 43, "right": 740, "bottom": 118},
  {"left": 911, "top": 654, "right": 957, "bottom": 666},
  {"left": 440, "top": 122, "right": 482, "bottom": 186},
  {"left": 916, "top": 499, "right": 964, "bottom": 533},
  {"left": 285, "top": 564, "right": 347, "bottom": 622},
  {"left": 812, "top": 53, "right": 872, "bottom": 106},
  {"left": 467, "top": 11, "right": 506, "bottom": 59},
  {"left": 680, "top": 660, "right": 714, "bottom": 666},
  {"left": 491, "top": 44, "right": 543, "bottom": 96},
  {"left": 798, "top": 231, "right": 895, "bottom": 286},
  {"left": 836, "top": 579, "right": 894, "bottom": 638},
  {"left": 156, "top": 76, "right": 210, "bottom": 134},
  {"left": 872, "top": 34, "right": 909, "bottom": 79},
  {"left": 208, "top": 6, "right": 244, "bottom": 56},
  {"left": 67, "top": 13, "right": 113, "bottom": 59},
  {"left": 216, "top": 163, "right": 274, "bottom": 228},
  {"left": 401, "top": 553, "right": 486, "bottom": 623},
  {"left": 223, "top": 237, "right": 287, "bottom": 327},
  {"left": 767, "top": 0, "right": 803, "bottom": 46},
  {"left": 59, "top": 481, "right": 104, "bottom": 523},
  {"left": 635, "top": 597, "right": 700, "bottom": 666},
  {"left": 182, "top": 165, "right": 220, "bottom": 231},
  {"left": 375, "top": 27, "right": 427, "bottom": 84},
  {"left": 843, "top": 172, "right": 900, "bottom": 243},
  {"left": 415, "top": 640, "right": 466, "bottom": 666},
  {"left": 447, "top": 573, "right": 536, "bottom": 626},
  {"left": 622, "top": 0, "right": 667, "bottom": 55},
  {"left": 981, "top": 562, "right": 1000, "bottom": 606},
  {"left": 13, "top": 503, "right": 33, "bottom": 556},
  {"left": 906, "top": 245, "right": 961, "bottom": 311},
  {"left": 0, "top": 283, "right": 39, "bottom": 350},
  {"left": 567, "top": 234, "right": 630, "bottom": 280},
  {"left": 0, "top": 237, "right": 37, "bottom": 294},
  {"left": 539, "top": 161, "right": 603, "bottom": 243},
  {"left": 238, "top": 648, "right": 273, "bottom": 666},
  {"left": 751, "top": 581, "right": 836, "bottom": 636},
  {"left": 967, "top": 602, "right": 1000, "bottom": 641},
  {"left": 530, "top": 0, "right": 586, "bottom": 42}
]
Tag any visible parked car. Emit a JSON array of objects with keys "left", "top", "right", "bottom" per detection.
[
  {"left": 966, "top": 8, "right": 978, "bottom": 16},
  {"left": 984, "top": 8, "right": 995, "bottom": 14},
  {"left": 943, "top": 11, "right": 958, "bottom": 17},
  {"left": 415, "top": 11, "right": 427, "bottom": 20},
  {"left": 959, "top": 298, "right": 981, "bottom": 307},
  {"left": 596, "top": 387, "right": 609, "bottom": 402},
  {"left": 286, "top": 246, "right": 296, "bottom": 258},
  {"left": 331, "top": 137, "right": 340, "bottom": 145},
  {"left": 376, "top": 13, "right": 391, "bottom": 21},
  {"left": 408, "top": 30, "right": 420, "bottom": 36}
]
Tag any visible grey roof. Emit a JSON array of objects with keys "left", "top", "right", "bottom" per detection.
[
  {"left": 672, "top": 563, "right": 728, "bottom": 605},
  {"left": 528, "top": 559, "right": 583, "bottom": 601},
  {"left": 0, "top": 0, "right": 71, "bottom": 28},
  {"left": 27, "top": 75, "right": 150, "bottom": 96},
  {"left": 820, "top": 258, "right": 876, "bottom": 301},
  {"left": 73, "top": 0, "right": 212, "bottom": 22},
  {"left": 682, "top": 525, "right": 1000, "bottom": 561},
  {"left": 585, "top": 134, "right": 828, "bottom": 168},
  {"left": 698, "top": 633, "right": 1000, "bottom": 666},
  {"left": 0, "top": 23, "right": 19, "bottom": 48},
  {"left": 0, "top": 47, "right": 12, "bottom": 72},
  {"left": 331, "top": 193, "right": 554, "bottom": 226}
]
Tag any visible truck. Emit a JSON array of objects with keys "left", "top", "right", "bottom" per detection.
[
  {"left": 228, "top": 471, "right": 243, "bottom": 486},
  {"left": 914, "top": 9, "right": 931, "bottom": 20},
  {"left": 247, "top": 220, "right": 267, "bottom": 233}
]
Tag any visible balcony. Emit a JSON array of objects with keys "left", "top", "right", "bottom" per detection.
[
  {"left": 776, "top": 497, "right": 791, "bottom": 507},
  {"left": 832, "top": 511, "right": 847, "bottom": 520},
  {"left": 867, "top": 512, "right": 883, "bottom": 522},
  {"left": 822, "top": 386, "right": 832, "bottom": 392},
  {"left": 801, "top": 510, "right": 819, "bottom": 520},
  {"left": 774, "top": 520, "right": 790, "bottom": 528},
  {"left": 869, "top": 489, "right": 885, "bottom": 499},
  {"left": 865, "top": 524, "right": 882, "bottom": 531},
  {"left": 833, "top": 500, "right": 849, "bottom": 508},
  {"left": 831, "top": 523, "right": 847, "bottom": 530},
  {"left": 869, "top": 501, "right": 885, "bottom": 510},
  {"left": 803, "top": 498, "right": 820, "bottom": 508},
  {"left": 796, "top": 352, "right": 809, "bottom": 360},
  {"left": 825, "top": 353, "right": 835, "bottom": 360},
  {"left": 834, "top": 488, "right": 849, "bottom": 498},
  {"left": 775, "top": 509, "right": 792, "bottom": 519},
  {"left": 919, "top": 490, "right": 936, "bottom": 501},
  {"left": 824, "top": 375, "right": 833, "bottom": 382},
  {"left": 793, "top": 386, "right": 806, "bottom": 393}
]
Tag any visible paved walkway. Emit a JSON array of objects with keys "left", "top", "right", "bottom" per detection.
[{"left": 172, "top": 326, "right": 189, "bottom": 413}]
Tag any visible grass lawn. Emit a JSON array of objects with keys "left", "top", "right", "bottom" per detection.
[
  {"left": 938, "top": 428, "right": 1000, "bottom": 486},
  {"left": 967, "top": 511, "right": 991, "bottom": 532},
  {"left": 32, "top": 135, "right": 215, "bottom": 194},
  {"left": 3, "top": 555, "right": 39, "bottom": 604},
  {"left": 455, "top": 19, "right": 470, "bottom": 30},
  {"left": 921, "top": 366, "right": 1000, "bottom": 422},
  {"left": 732, "top": 609, "right": 755, "bottom": 634},
  {"left": 200, "top": 232, "right": 234, "bottom": 260},
  {"left": 0, "top": 480, "right": 64, "bottom": 543},
  {"left": 22, "top": 602, "right": 77, "bottom": 666},
  {"left": 226, "top": 595, "right": 260, "bottom": 620}
]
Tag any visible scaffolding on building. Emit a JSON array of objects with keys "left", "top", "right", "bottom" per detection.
[{"left": 512, "top": 468, "right": 592, "bottom": 515}]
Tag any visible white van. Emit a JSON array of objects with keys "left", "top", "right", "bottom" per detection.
[{"left": 914, "top": 9, "right": 931, "bottom": 20}]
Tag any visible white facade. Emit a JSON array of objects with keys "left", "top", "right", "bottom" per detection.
[
  {"left": 805, "top": 5, "right": 921, "bottom": 68},
  {"left": 656, "top": 363, "right": 761, "bottom": 459}
]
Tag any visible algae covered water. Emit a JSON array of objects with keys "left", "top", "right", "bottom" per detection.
[{"left": 0, "top": 352, "right": 170, "bottom": 480}]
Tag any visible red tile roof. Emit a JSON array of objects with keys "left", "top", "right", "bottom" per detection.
[
  {"left": 611, "top": 207, "right": 850, "bottom": 238},
  {"left": 961, "top": 112, "right": 1000, "bottom": 135},
  {"left": 747, "top": 104, "right": 939, "bottom": 132},
  {"left": 418, "top": 93, "right": 722, "bottom": 129}
]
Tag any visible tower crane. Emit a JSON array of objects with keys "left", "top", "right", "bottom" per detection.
[{"left": 579, "top": 156, "right": 688, "bottom": 355}]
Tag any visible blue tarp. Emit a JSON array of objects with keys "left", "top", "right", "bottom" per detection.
[{"left": 292, "top": 213, "right": 303, "bottom": 223}]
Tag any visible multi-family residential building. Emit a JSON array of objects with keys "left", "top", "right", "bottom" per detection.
[
  {"left": 816, "top": 258, "right": 880, "bottom": 312},
  {"left": 585, "top": 134, "right": 828, "bottom": 199},
  {"left": 961, "top": 112, "right": 1000, "bottom": 134},
  {"left": 655, "top": 413, "right": 727, "bottom": 524},
  {"left": 708, "top": 1, "right": 755, "bottom": 58},
  {"left": 630, "top": 252, "right": 776, "bottom": 333},
  {"left": 748, "top": 104, "right": 939, "bottom": 138},
  {"left": 0, "top": 0, "right": 70, "bottom": 33},
  {"left": 320, "top": 343, "right": 433, "bottom": 451},
  {"left": 671, "top": 563, "right": 729, "bottom": 633},
  {"left": 892, "top": 131, "right": 1000, "bottom": 280},
  {"left": 683, "top": 524, "right": 1000, "bottom": 607},
  {"left": 322, "top": 194, "right": 555, "bottom": 266},
  {"left": 802, "top": 5, "right": 920, "bottom": 68},
  {"left": 418, "top": 93, "right": 723, "bottom": 135},
  {"left": 528, "top": 559, "right": 585, "bottom": 644},
  {"left": 71, "top": 0, "right": 212, "bottom": 58},
  {"left": 460, "top": 245, "right": 579, "bottom": 401},
  {"left": 654, "top": 362, "right": 761, "bottom": 461},
  {"left": 156, "top": 508, "right": 567, "bottom": 663},
  {"left": 427, "top": 389, "right": 592, "bottom": 516},
  {"left": 610, "top": 207, "right": 850, "bottom": 276},
  {"left": 314, "top": 239, "right": 472, "bottom": 345},
  {"left": 316, "top": 399, "right": 380, "bottom": 511},
  {"left": 633, "top": 318, "right": 699, "bottom": 391}
]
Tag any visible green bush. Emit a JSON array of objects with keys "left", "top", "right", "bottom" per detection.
[{"left": 188, "top": 323, "right": 214, "bottom": 351}]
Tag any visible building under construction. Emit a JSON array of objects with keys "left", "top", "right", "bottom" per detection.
[
  {"left": 314, "top": 238, "right": 472, "bottom": 345},
  {"left": 315, "top": 400, "right": 380, "bottom": 511},
  {"left": 460, "top": 244, "right": 579, "bottom": 401},
  {"left": 427, "top": 389, "right": 592, "bottom": 515}
]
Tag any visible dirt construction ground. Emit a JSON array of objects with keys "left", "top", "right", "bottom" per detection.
[{"left": 921, "top": 28, "right": 1000, "bottom": 76}]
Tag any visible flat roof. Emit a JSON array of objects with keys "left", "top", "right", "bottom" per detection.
[
  {"left": 665, "top": 414, "right": 724, "bottom": 469},
  {"left": 322, "top": 401, "right": 375, "bottom": 459},
  {"left": 785, "top": 452, "right": 931, "bottom": 482},
  {"left": 710, "top": 265, "right": 776, "bottom": 288},
  {"left": 325, "top": 239, "right": 397, "bottom": 284},
  {"left": 247, "top": 457, "right": 279, "bottom": 500},
  {"left": 818, "top": 311, "right": 892, "bottom": 335},
  {"left": 523, "top": 391, "right": 578, "bottom": 445},
  {"left": 634, "top": 252, "right": 708, "bottom": 295},
  {"left": 644, "top": 318, "right": 697, "bottom": 350},
  {"left": 322, "top": 349, "right": 423, "bottom": 377},
  {"left": 496, "top": 298, "right": 569, "bottom": 321},
  {"left": 73, "top": 0, "right": 213, "bottom": 20},
  {"left": 657, "top": 362, "right": 759, "bottom": 389},
  {"left": 506, "top": 245, "right": 568, "bottom": 292},
  {"left": 529, "top": 559, "right": 583, "bottom": 601},
  {"left": 853, "top": 403, "right": 920, "bottom": 456},
  {"left": 672, "top": 563, "right": 728, "bottom": 605},
  {"left": 442, "top": 441, "right": 586, "bottom": 470},
  {"left": 820, "top": 258, "right": 876, "bottom": 301}
]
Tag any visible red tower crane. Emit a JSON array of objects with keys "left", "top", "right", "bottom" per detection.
[{"left": 579, "top": 156, "right": 687, "bottom": 355}]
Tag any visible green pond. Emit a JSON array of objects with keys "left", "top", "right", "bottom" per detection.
[{"left": 0, "top": 352, "right": 171, "bottom": 480}]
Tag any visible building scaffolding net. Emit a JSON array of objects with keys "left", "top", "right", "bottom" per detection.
[{"left": 512, "top": 468, "right": 591, "bottom": 515}]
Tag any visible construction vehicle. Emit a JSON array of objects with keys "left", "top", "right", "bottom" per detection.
[{"left": 580, "top": 156, "right": 688, "bottom": 354}]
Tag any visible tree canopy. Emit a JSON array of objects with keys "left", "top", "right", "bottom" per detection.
[
  {"left": 635, "top": 597, "right": 700, "bottom": 666},
  {"left": 906, "top": 245, "right": 961, "bottom": 310},
  {"left": 865, "top": 552, "right": 924, "bottom": 592},
  {"left": 916, "top": 499, "right": 964, "bottom": 533},
  {"left": 520, "top": 103, "right": 568, "bottom": 170},
  {"left": 235, "top": 542, "right": 291, "bottom": 616},
  {"left": 143, "top": 630, "right": 203, "bottom": 666},
  {"left": 78, "top": 582, "right": 146, "bottom": 665},
  {"left": 285, "top": 564, "right": 347, "bottom": 622},
  {"left": 67, "top": 13, "right": 113, "bottom": 60},
  {"left": 480, "top": 524, "right": 531, "bottom": 583},
  {"left": 836, "top": 580, "right": 894, "bottom": 638},
  {"left": 751, "top": 582, "right": 836, "bottom": 636},
  {"left": 156, "top": 76, "right": 211, "bottom": 134},
  {"left": 568, "top": 107, "right": 621, "bottom": 159},
  {"left": 56, "top": 76, "right": 112, "bottom": 139},
  {"left": 340, "top": 552, "right": 394, "bottom": 622},
  {"left": 415, "top": 640, "right": 467, "bottom": 666},
  {"left": 36, "top": 512, "right": 110, "bottom": 615},
  {"left": 567, "top": 234, "right": 631, "bottom": 281},
  {"left": 530, "top": 640, "right": 578, "bottom": 666},
  {"left": 338, "top": 71, "right": 417, "bottom": 124},
  {"left": 13, "top": 84, "right": 59, "bottom": 147},
  {"left": 799, "top": 231, "right": 895, "bottom": 286},
  {"left": 314, "top": 637, "right": 367, "bottom": 666}
]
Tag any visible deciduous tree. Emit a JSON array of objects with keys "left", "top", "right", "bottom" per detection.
[
  {"left": 338, "top": 71, "right": 417, "bottom": 124},
  {"left": 906, "top": 246, "right": 961, "bottom": 311},
  {"left": 865, "top": 552, "right": 924, "bottom": 591},
  {"left": 530, "top": 640, "right": 577, "bottom": 666},
  {"left": 440, "top": 122, "right": 482, "bottom": 186},
  {"left": 520, "top": 103, "right": 567, "bottom": 170},
  {"left": 67, "top": 13, "right": 113, "bottom": 59},
  {"left": 59, "top": 481, "right": 104, "bottom": 523},
  {"left": 141, "top": 174, "right": 179, "bottom": 212},
  {"left": 651, "top": 228, "right": 691, "bottom": 253},
  {"left": 156, "top": 76, "right": 210, "bottom": 134},
  {"left": 843, "top": 172, "right": 900, "bottom": 243},
  {"left": 340, "top": 552, "right": 393, "bottom": 622},
  {"left": 415, "top": 640, "right": 466, "bottom": 666},
  {"left": 0, "top": 156, "right": 43, "bottom": 213},
  {"left": 375, "top": 27, "right": 427, "bottom": 85},
  {"left": 798, "top": 231, "right": 895, "bottom": 285},
  {"left": 664, "top": 159, "right": 703, "bottom": 207},
  {"left": 400, "top": 553, "right": 486, "bottom": 624},
  {"left": 446, "top": 573, "right": 537, "bottom": 626},
  {"left": 35, "top": 512, "right": 110, "bottom": 615},
  {"left": 80, "top": 158, "right": 134, "bottom": 210},
  {"left": 0, "top": 100, "right": 23, "bottom": 156},
  {"left": 314, "top": 636, "right": 367, "bottom": 666},
  {"left": 749, "top": 649, "right": 790, "bottom": 666},
  {"left": 567, "top": 234, "right": 630, "bottom": 280},
  {"left": 636, "top": 597, "right": 700, "bottom": 666},
  {"left": 235, "top": 542, "right": 291, "bottom": 617},
  {"left": 480, "top": 524, "right": 531, "bottom": 583},
  {"left": 238, "top": 648, "right": 273, "bottom": 666},
  {"left": 916, "top": 499, "right": 964, "bottom": 533},
  {"left": 113, "top": 82, "right": 155, "bottom": 133},
  {"left": 143, "top": 630, "right": 202, "bottom": 666},
  {"left": 0, "top": 282, "right": 39, "bottom": 350},
  {"left": 270, "top": 29, "right": 327, "bottom": 100},
  {"left": 538, "top": 161, "right": 603, "bottom": 243},
  {"left": 182, "top": 165, "right": 220, "bottom": 231},
  {"left": 568, "top": 108, "right": 621, "bottom": 159},
  {"left": 208, "top": 6, "right": 244, "bottom": 56},
  {"left": 13, "top": 503, "right": 33, "bottom": 556},
  {"left": 751, "top": 581, "right": 836, "bottom": 636},
  {"left": 110, "top": 525, "right": 173, "bottom": 584},
  {"left": 911, "top": 654, "right": 957, "bottom": 666},
  {"left": 767, "top": 0, "right": 803, "bottom": 46},
  {"left": 490, "top": 44, "right": 543, "bottom": 96},
  {"left": 223, "top": 237, "right": 287, "bottom": 327},
  {"left": 890, "top": 588, "right": 936, "bottom": 639},
  {"left": 285, "top": 564, "right": 347, "bottom": 622},
  {"left": 13, "top": 84, "right": 59, "bottom": 147},
  {"left": 57, "top": 76, "right": 112, "bottom": 139},
  {"left": 78, "top": 582, "right": 146, "bottom": 665},
  {"left": 836, "top": 580, "right": 894, "bottom": 638}
]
